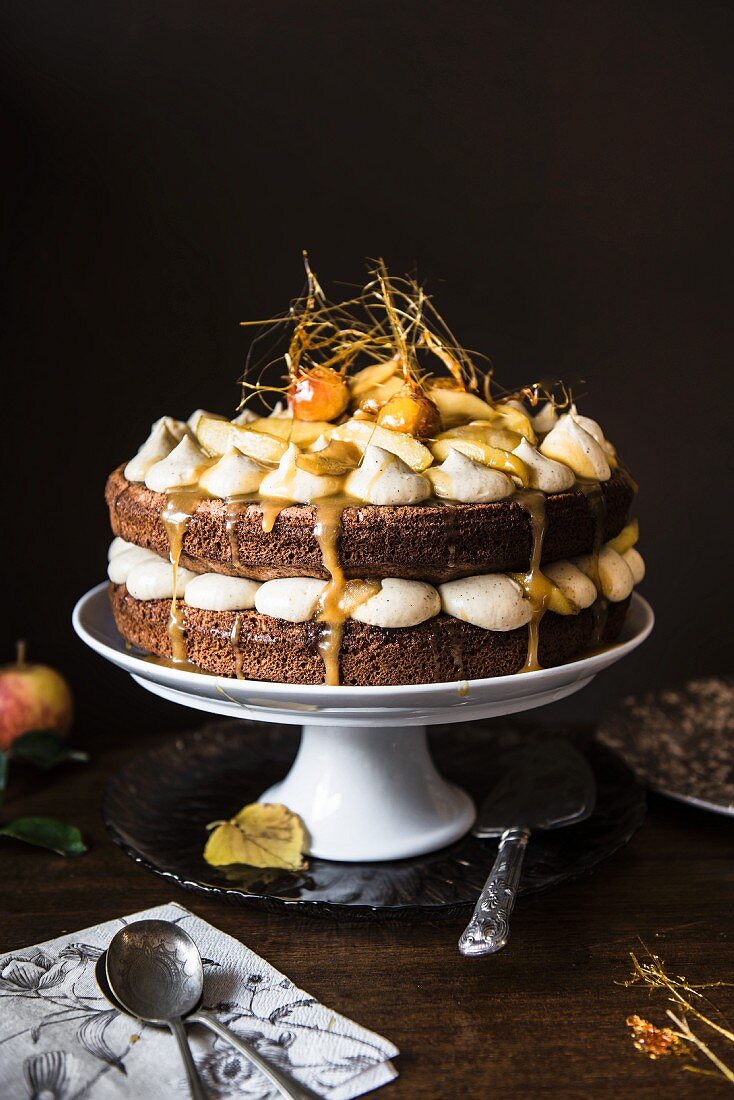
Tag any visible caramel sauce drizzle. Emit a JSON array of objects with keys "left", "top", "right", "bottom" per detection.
[
  {"left": 313, "top": 497, "right": 349, "bottom": 686},
  {"left": 145, "top": 653, "right": 210, "bottom": 675},
  {"left": 312, "top": 494, "right": 384, "bottom": 686},
  {"left": 253, "top": 491, "right": 378, "bottom": 686},
  {"left": 225, "top": 500, "right": 243, "bottom": 566},
  {"left": 162, "top": 489, "right": 204, "bottom": 663},
  {"left": 516, "top": 489, "right": 548, "bottom": 672},
  {"left": 259, "top": 499, "right": 285, "bottom": 534}
]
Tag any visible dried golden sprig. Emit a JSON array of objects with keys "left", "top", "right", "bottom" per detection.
[
  {"left": 374, "top": 259, "right": 413, "bottom": 384},
  {"left": 516, "top": 380, "right": 574, "bottom": 411},
  {"left": 621, "top": 945, "right": 734, "bottom": 1084},
  {"left": 236, "top": 255, "right": 490, "bottom": 413},
  {"left": 667, "top": 1011, "right": 734, "bottom": 1083}
]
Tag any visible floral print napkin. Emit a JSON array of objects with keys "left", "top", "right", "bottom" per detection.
[{"left": 0, "top": 902, "right": 398, "bottom": 1099}]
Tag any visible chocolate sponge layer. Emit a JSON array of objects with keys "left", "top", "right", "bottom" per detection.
[
  {"left": 106, "top": 466, "right": 635, "bottom": 583},
  {"left": 109, "top": 582, "right": 630, "bottom": 686}
]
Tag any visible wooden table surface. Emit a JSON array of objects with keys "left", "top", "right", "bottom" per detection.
[{"left": 2, "top": 720, "right": 733, "bottom": 1100}]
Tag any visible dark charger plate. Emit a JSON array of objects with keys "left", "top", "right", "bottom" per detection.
[{"left": 104, "top": 721, "right": 646, "bottom": 921}]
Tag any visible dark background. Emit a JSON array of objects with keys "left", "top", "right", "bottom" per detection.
[{"left": 2, "top": 1, "right": 732, "bottom": 733}]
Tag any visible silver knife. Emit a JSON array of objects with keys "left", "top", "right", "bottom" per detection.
[{"left": 458, "top": 738, "right": 596, "bottom": 957}]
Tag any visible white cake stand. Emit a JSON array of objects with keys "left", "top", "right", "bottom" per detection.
[{"left": 73, "top": 584, "right": 653, "bottom": 862}]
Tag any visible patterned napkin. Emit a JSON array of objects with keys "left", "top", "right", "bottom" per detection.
[{"left": 0, "top": 902, "right": 398, "bottom": 1099}]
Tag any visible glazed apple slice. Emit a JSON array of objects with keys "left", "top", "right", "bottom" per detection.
[
  {"left": 329, "top": 418, "right": 434, "bottom": 472},
  {"left": 351, "top": 375, "right": 404, "bottom": 412},
  {"left": 426, "top": 388, "right": 497, "bottom": 428},
  {"left": 430, "top": 437, "right": 529, "bottom": 483},
  {"left": 245, "top": 417, "right": 334, "bottom": 446},
  {"left": 491, "top": 403, "right": 537, "bottom": 444},
  {"left": 196, "top": 416, "right": 287, "bottom": 463},
  {"left": 348, "top": 360, "right": 400, "bottom": 398},
  {"left": 296, "top": 452, "right": 358, "bottom": 477},
  {"left": 606, "top": 518, "right": 639, "bottom": 555},
  {"left": 438, "top": 422, "right": 523, "bottom": 452},
  {"left": 508, "top": 572, "right": 578, "bottom": 615}
]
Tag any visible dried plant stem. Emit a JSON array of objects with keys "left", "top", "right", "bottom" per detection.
[
  {"left": 237, "top": 256, "right": 489, "bottom": 412},
  {"left": 629, "top": 951, "right": 734, "bottom": 1045},
  {"left": 624, "top": 947, "right": 734, "bottom": 1084},
  {"left": 667, "top": 1012, "right": 734, "bottom": 1083}
]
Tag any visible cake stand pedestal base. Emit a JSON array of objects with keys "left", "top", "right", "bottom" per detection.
[{"left": 260, "top": 723, "right": 476, "bottom": 861}]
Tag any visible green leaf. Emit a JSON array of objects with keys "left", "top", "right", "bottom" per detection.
[
  {"left": 0, "top": 816, "right": 87, "bottom": 857},
  {"left": 10, "top": 730, "right": 89, "bottom": 770}
]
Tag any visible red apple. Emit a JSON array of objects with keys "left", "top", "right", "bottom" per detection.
[{"left": 0, "top": 642, "right": 73, "bottom": 751}]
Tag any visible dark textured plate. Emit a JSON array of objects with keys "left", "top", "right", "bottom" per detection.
[
  {"left": 598, "top": 676, "right": 734, "bottom": 816},
  {"left": 104, "top": 721, "right": 646, "bottom": 921}
]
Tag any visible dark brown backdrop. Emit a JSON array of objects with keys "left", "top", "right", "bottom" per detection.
[{"left": 2, "top": 1, "right": 732, "bottom": 733}]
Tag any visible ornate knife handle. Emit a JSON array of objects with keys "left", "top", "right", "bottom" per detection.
[{"left": 458, "top": 826, "right": 531, "bottom": 957}]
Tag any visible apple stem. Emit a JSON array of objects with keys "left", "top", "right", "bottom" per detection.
[{"left": 16, "top": 639, "right": 27, "bottom": 670}]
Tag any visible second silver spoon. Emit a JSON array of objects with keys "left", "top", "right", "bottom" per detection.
[{"left": 104, "top": 918, "right": 316, "bottom": 1100}]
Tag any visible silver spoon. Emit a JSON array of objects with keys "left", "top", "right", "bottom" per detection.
[{"left": 104, "top": 919, "right": 316, "bottom": 1100}]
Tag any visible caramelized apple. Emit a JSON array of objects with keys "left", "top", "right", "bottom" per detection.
[
  {"left": 439, "top": 422, "right": 523, "bottom": 452},
  {"left": 246, "top": 417, "right": 333, "bottom": 446},
  {"left": 430, "top": 437, "right": 530, "bottom": 484},
  {"left": 296, "top": 440, "right": 362, "bottom": 477},
  {"left": 349, "top": 359, "right": 400, "bottom": 398},
  {"left": 376, "top": 385, "right": 442, "bottom": 438},
  {"left": 330, "top": 418, "right": 434, "bottom": 471},
  {"left": 196, "top": 416, "right": 288, "bottom": 463},
  {"left": 353, "top": 375, "right": 403, "bottom": 413},
  {"left": 508, "top": 572, "right": 578, "bottom": 615},
  {"left": 606, "top": 518, "right": 639, "bottom": 555},
  {"left": 492, "top": 403, "right": 537, "bottom": 444},
  {"left": 426, "top": 387, "right": 497, "bottom": 427},
  {"left": 288, "top": 366, "right": 350, "bottom": 422}
]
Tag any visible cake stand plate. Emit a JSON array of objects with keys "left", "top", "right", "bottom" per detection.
[
  {"left": 103, "top": 721, "right": 647, "bottom": 920},
  {"left": 74, "top": 584, "right": 653, "bottom": 861}
]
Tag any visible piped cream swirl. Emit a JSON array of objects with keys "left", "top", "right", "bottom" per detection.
[
  {"left": 574, "top": 546, "right": 635, "bottom": 602},
  {"left": 351, "top": 579, "right": 440, "bottom": 628},
  {"left": 569, "top": 404, "right": 616, "bottom": 457},
  {"left": 512, "top": 438, "right": 575, "bottom": 493},
  {"left": 344, "top": 445, "right": 431, "bottom": 505},
  {"left": 255, "top": 577, "right": 327, "bottom": 622},
  {"left": 531, "top": 402, "right": 559, "bottom": 434},
  {"left": 125, "top": 559, "right": 199, "bottom": 600},
  {"left": 198, "top": 449, "right": 266, "bottom": 497},
  {"left": 107, "top": 546, "right": 159, "bottom": 584},
  {"left": 543, "top": 560, "right": 597, "bottom": 609},
  {"left": 426, "top": 448, "right": 515, "bottom": 503},
  {"left": 540, "top": 414, "right": 611, "bottom": 481},
  {"left": 184, "top": 574, "right": 260, "bottom": 611},
  {"left": 124, "top": 419, "right": 180, "bottom": 483},
  {"left": 145, "top": 435, "right": 214, "bottom": 493},
  {"left": 439, "top": 575, "right": 532, "bottom": 631},
  {"left": 259, "top": 443, "right": 342, "bottom": 502}
]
